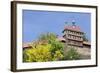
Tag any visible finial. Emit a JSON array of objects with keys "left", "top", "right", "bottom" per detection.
[
  {"left": 72, "top": 20, "right": 76, "bottom": 26},
  {"left": 65, "top": 21, "right": 68, "bottom": 24}
]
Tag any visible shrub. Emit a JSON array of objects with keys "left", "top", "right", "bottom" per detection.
[
  {"left": 38, "top": 32, "right": 64, "bottom": 59},
  {"left": 49, "top": 40, "right": 64, "bottom": 54},
  {"left": 23, "top": 33, "right": 64, "bottom": 62},
  {"left": 52, "top": 50, "right": 64, "bottom": 61},
  {"left": 23, "top": 44, "right": 52, "bottom": 62},
  {"left": 39, "top": 33, "right": 57, "bottom": 41},
  {"left": 64, "top": 48, "right": 80, "bottom": 60}
]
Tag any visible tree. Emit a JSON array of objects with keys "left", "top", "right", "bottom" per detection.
[
  {"left": 39, "top": 33, "right": 64, "bottom": 58},
  {"left": 52, "top": 50, "right": 64, "bottom": 61},
  {"left": 49, "top": 40, "right": 64, "bottom": 54},
  {"left": 39, "top": 33, "right": 57, "bottom": 41},
  {"left": 83, "top": 33, "right": 88, "bottom": 41},
  {"left": 23, "top": 32, "right": 65, "bottom": 62},
  {"left": 63, "top": 48, "right": 80, "bottom": 60},
  {"left": 23, "top": 43, "right": 52, "bottom": 62}
]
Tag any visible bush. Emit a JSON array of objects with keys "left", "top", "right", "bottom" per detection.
[
  {"left": 38, "top": 32, "right": 64, "bottom": 59},
  {"left": 23, "top": 44, "right": 52, "bottom": 62},
  {"left": 23, "top": 33, "right": 65, "bottom": 62},
  {"left": 52, "top": 50, "right": 64, "bottom": 61},
  {"left": 63, "top": 48, "right": 80, "bottom": 60},
  {"left": 49, "top": 40, "right": 64, "bottom": 53},
  {"left": 39, "top": 33, "right": 57, "bottom": 41}
]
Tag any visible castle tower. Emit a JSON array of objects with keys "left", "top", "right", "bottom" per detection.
[{"left": 62, "top": 21, "right": 84, "bottom": 47}]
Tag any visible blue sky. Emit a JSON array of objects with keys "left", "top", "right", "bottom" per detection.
[{"left": 22, "top": 10, "right": 91, "bottom": 43}]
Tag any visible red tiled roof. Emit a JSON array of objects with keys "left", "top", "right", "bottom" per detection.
[
  {"left": 22, "top": 43, "right": 32, "bottom": 49},
  {"left": 56, "top": 36, "right": 66, "bottom": 42},
  {"left": 64, "top": 25, "right": 81, "bottom": 32}
]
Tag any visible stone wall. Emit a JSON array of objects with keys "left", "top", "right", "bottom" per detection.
[{"left": 63, "top": 45, "right": 91, "bottom": 59}]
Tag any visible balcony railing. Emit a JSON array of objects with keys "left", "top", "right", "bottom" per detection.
[{"left": 67, "top": 36, "right": 83, "bottom": 41}]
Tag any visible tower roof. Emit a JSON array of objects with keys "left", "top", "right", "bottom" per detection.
[{"left": 64, "top": 25, "right": 83, "bottom": 33}]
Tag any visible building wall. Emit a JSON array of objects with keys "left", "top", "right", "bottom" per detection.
[
  {"left": 63, "top": 29, "right": 84, "bottom": 47},
  {"left": 63, "top": 28, "right": 91, "bottom": 59}
]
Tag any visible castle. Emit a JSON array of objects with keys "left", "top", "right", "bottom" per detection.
[
  {"left": 57, "top": 21, "right": 91, "bottom": 49},
  {"left": 56, "top": 21, "right": 91, "bottom": 59},
  {"left": 23, "top": 21, "right": 91, "bottom": 59}
]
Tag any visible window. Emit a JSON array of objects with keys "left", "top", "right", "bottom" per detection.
[{"left": 66, "top": 30, "right": 69, "bottom": 33}]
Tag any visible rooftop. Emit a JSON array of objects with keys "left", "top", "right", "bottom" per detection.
[
  {"left": 22, "top": 42, "right": 32, "bottom": 49},
  {"left": 56, "top": 36, "right": 66, "bottom": 42},
  {"left": 64, "top": 24, "right": 82, "bottom": 32},
  {"left": 83, "top": 41, "right": 91, "bottom": 45}
]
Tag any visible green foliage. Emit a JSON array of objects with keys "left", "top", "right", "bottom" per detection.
[
  {"left": 23, "top": 32, "right": 81, "bottom": 62},
  {"left": 52, "top": 50, "right": 64, "bottom": 61},
  {"left": 38, "top": 32, "right": 64, "bottom": 58},
  {"left": 49, "top": 40, "right": 64, "bottom": 54},
  {"left": 39, "top": 32, "right": 64, "bottom": 54},
  {"left": 23, "top": 33, "right": 65, "bottom": 62},
  {"left": 83, "top": 33, "right": 88, "bottom": 41},
  {"left": 39, "top": 33, "right": 57, "bottom": 41},
  {"left": 23, "top": 44, "right": 52, "bottom": 62},
  {"left": 64, "top": 48, "right": 80, "bottom": 60}
]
